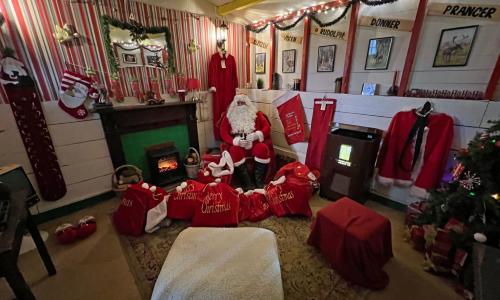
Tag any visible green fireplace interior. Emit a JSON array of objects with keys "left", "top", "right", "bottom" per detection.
[{"left": 120, "top": 125, "right": 190, "bottom": 181}]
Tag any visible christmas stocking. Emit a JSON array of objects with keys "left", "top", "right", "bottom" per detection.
[
  {"left": 58, "top": 70, "right": 91, "bottom": 119},
  {"left": 305, "top": 98, "right": 336, "bottom": 171},
  {"left": 273, "top": 92, "right": 306, "bottom": 145},
  {"left": 1, "top": 56, "right": 67, "bottom": 201}
]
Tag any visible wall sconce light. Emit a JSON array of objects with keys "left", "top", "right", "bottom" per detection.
[{"left": 216, "top": 21, "right": 228, "bottom": 50}]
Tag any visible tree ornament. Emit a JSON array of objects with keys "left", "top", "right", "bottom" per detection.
[
  {"left": 451, "top": 162, "right": 465, "bottom": 181},
  {"left": 459, "top": 171, "right": 481, "bottom": 190},
  {"left": 479, "top": 132, "right": 490, "bottom": 140},
  {"left": 492, "top": 193, "right": 500, "bottom": 202},
  {"left": 440, "top": 203, "right": 448, "bottom": 212},
  {"left": 458, "top": 148, "right": 470, "bottom": 156},
  {"left": 495, "top": 140, "right": 500, "bottom": 148},
  {"left": 473, "top": 232, "right": 487, "bottom": 243},
  {"left": 187, "top": 39, "right": 200, "bottom": 53}
]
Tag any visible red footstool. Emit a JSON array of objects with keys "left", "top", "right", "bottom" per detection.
[{"left": 308, "top": 197, "right": 392, "bottom": 289}]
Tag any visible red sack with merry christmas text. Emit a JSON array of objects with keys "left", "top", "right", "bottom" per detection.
[
  {"left": 192, "top": 182, "right": 239, "bottom": 227},
  {"left": 238, "top": 189, "right": 272, "bottom": 222},
  {"left": 167, "top": 180, "right": 206, "bottom": 221},
  {"left": 265, "top": 175, "right": 313, "bottom": 218},
  {"left": 113, "top": 182, "right": 168, "bottom": 236}
]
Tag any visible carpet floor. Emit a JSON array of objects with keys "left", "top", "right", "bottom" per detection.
[{"left": 119, "top": 216, "right": 367, "bottom": 300}]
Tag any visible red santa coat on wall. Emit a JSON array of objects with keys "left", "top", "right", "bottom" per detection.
[
  {"left": 208, "top": 52, "right": 239, "bottom": 140},
  {"left": 219, "top": 94, "right": 272, "bottom": 166},
  {"left": 377, "top": 110, "right": 454, "bottom": 198}
]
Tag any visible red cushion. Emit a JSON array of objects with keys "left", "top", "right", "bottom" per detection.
[{"left": 308, "top": 197, "right": 393, "bottom": 289}]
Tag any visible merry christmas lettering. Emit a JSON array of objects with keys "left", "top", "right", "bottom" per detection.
[
  {"left": 311, "top": 26, "right": 346, "bottom": 40},
  {"left": 268, "top": 189, "right": 295, "bottom": 204},
  {"left": 173, "top": 184, "right": 198, "bottom": 200},
  {"left": 428, "top": 3, "right": 500, "bottom": 21},
  {"left": 121, "top": 198, "right": 133, "bottom": 207},
  {"left": 201, "top": 202, "right": 231, "bottom": 214}
]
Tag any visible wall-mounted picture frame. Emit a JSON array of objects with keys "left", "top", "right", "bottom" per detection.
[
  {"left": 317, "top": 45, "right": 336, "bottom": 72},
  {"left": 282, "top": 49, "right": 296, "bottom": 73},
  {"left": 433, "top": 25, "right": 478, "bottom": 67},
  {"left": 365, "top": 37, "right": 394, "bottom": 70},
  {"left": 255, "top": 52, "right": 266, "bottom": 74},
  {"left": 361, "top": 83, "right": 378, "bottom": 96},
  {"left": 122, "top": 53, "right": 137, "bottom": 64}
]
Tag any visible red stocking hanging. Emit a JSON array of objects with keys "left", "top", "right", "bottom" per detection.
[
  {"left": 273, "top": 92, "right": 306, "bottom": 145},
  {"left": 1, "top": 55, "right": 66, "bottom": 201},
  {"left": 58, "top": 70, "right": 91, "bottom": 119},
  {"left": 305, "top": 98, "right": 336, "bottom": 171}
]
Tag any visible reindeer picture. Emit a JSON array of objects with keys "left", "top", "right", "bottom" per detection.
[
  {"left": 433, "top": 25, "right": 478, "bottom": 67},
  {"left": 365, "top": 37, "right": 394, "bottom": 70}
]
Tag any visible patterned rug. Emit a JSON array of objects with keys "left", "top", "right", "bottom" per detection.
[{"left": 118, "top": 216, "right": 368, "bottom": 300}]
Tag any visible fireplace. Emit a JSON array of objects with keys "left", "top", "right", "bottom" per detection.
[{"left": 146, "top": 142, "right": 186, "bottom": 186}]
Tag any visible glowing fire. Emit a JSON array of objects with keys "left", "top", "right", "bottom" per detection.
[{"left": 158, "top": 157, "right": 178, "bottom": 173}]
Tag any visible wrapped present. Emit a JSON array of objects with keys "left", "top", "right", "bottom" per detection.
[
  {"left": 409, "top": 225, "right": 426, "bottom": 252},
  {"left": 425, "top": 228, "right": 453, "bottom": 273},
  {"left": 451, "top": 248, "right": 468, "bottom": 277},
  {"left": 405, "top": 201, "right": 427, "bottom": 226}
]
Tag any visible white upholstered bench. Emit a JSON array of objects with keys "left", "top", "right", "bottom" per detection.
[{"left": 151, "top": 227, "right": 284, "bottom": 300}]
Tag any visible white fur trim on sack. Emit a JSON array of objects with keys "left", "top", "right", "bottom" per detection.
[
  {"left": 145, "top": 199, "right": 168, "bottom": 233},
  {"left": 270, "top": 175, "right": 286, "bottom": 186},
  {"left": 208, "top": 151, "right": 235, "bottom": 177}
]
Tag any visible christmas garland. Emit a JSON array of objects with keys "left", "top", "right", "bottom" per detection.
[
  {"left": 100, "top": 15, "right": 175, "bottom": 74},
  {"left": 310, "top": 3, "right": 351, "bottom": 28},
  {"left": 113, "top": 43, "right": 164, "bottom": 52},
  {"left": 246, "top": 0, "right": 398, "bottom": 33}
]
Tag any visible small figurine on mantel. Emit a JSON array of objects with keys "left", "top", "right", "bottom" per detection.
[
  {"left": 90, "top": 82, "right": 112, "bottom": 108},
  {"left": 145, "top": 90, "right": 165, "bottom": 105}
]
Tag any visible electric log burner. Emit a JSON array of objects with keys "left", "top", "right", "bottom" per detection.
[{"left": 145, "top": 142, "right": 186, "bottom": 186}]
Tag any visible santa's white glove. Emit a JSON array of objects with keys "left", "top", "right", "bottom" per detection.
[
  {"left": 246, "top": 132, "right": 257, "bottom": 142},
  {"left": 209, "top": 86, "right": 216, "bottom": 92},
  {"left": 238, "top": 139, "right": 250, "bottom": 149}
]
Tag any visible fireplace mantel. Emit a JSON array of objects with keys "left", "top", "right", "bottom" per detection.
[{"left": 93, "top": 101, "right": 200, "bottom": 168}]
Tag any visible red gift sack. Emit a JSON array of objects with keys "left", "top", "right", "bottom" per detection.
[
  {"left": 197, "top": 151, "right": 233, "bottom": 184},
  {"left": 237, "top": 188, "right": 252, "bottom": 222},
  {"left": 237, "top": 188, "right": 272, "bottom": 222},
  {"left": 167, "top": 180, "right": 206, "bottom": 220},
  {"left": 192, "top": 182, "right": 239, "bottom": 227},
  {"left": 265, "top": 175, "right": 313, "bottom": 218},
  {"left": 113, "top": 182, "right": 168, "bottom": 236},
  {"left": 274, "top": 161, "right": 320, "bottom": 188}
]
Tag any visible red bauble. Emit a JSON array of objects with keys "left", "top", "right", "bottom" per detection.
[{"left": 496, "top": 140, "right": 500, "bottom": 148}]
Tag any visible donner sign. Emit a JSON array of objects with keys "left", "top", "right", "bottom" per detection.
[
  {"left": 428, "top": 3, "right": 500, "bottom": 21},
  {"left": 358, "top": 16, "right": 413, "bottom": 31}
]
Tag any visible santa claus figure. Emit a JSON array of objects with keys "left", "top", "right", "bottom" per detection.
[{"left": 220, "top": 94, "right": 272, "bottom": 190}]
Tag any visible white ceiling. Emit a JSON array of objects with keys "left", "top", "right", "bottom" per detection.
[{"left": 136, "top": 0, "right": 331, "bottom": 24}]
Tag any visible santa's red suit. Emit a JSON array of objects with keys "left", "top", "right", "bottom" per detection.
[
  {"left": 377, "top": 110, "right": 454, "bottom": 198},
  {"left": 220, "top": 94, "right": 272, "bottom": 189},
  {"left": 208, "top": 52, "right": 238, "bottom": 140}
]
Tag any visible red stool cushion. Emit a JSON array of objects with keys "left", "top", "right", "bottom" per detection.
[{"left": 308, "top": 197, "right": 393, "bottom": 289}]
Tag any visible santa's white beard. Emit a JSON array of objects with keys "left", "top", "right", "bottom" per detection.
[{"left": 227, "top": 104, "right": 258, "bottom": 135}]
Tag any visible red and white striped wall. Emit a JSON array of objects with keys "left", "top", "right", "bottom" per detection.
[{"left": 0, "top": 0, "right": 248, "bottom": 103}]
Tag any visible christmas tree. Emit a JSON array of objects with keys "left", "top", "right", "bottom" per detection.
[{"left": 415, "top": 119, "right": 500, "bottom": 290}]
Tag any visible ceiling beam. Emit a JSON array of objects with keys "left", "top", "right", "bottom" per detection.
[{"left": 217, "top": 0, "right": 265, "bottom": 16}]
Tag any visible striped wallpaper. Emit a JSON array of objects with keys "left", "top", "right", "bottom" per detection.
[{"left": 0, "top": 0, "right": 248, "bottom": 103}]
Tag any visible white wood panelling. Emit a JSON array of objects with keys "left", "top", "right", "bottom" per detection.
[
  {"left": 242, "top": 88, "right": 500, "bottom": 205},
  {"left": 0, "top": 102, "right": 113, "bottom": 214}
]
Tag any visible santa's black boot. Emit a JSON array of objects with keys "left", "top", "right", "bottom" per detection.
[
  {"left": 235, "top": 163, "right": 255, "bottom": 191},
  {"left": 254, "top": 162, "right": 268, "bottom": 189}
]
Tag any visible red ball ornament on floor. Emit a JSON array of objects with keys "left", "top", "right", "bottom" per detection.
[
  {"left": 55, "top": 223, "right": 78, "bottom": 244},
  {"left": 77, "top": 216, "right": 97, "bottom": 238}
]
